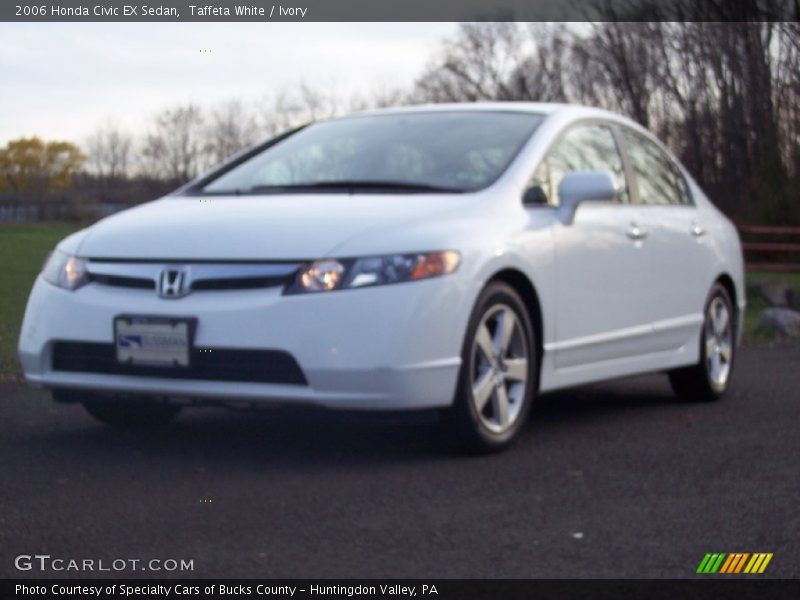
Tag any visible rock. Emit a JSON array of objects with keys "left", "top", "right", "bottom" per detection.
[
  {"left": 750, "top": 279, "right": 793, "bottom": 307},
  {"left": 787, "top": 288, "right": 800, "bottom": 312},
  {"left": 757, "top": 307, "right": 800, "bottom": 337}
]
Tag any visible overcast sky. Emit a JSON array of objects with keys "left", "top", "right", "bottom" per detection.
[{"left": 0, "top": 23, "right": 456, "bottom": 145}]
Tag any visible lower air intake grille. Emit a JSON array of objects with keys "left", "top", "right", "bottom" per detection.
[{"left": 51, "top": 341, "right": 307, "bottom": 386}]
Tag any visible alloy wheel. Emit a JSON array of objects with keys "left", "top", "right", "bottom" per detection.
[
  {"left": 469, "top": 304, "right": 530, "bottom": 434},
  {"left": 705, "top": 296, "right": 733, "bottom": 390}
]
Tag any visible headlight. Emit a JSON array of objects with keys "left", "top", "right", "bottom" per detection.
[
  {"left": 286, "top": 251, "right": 460, "bottom": 294},
  {"left": 41, "top": 250, "right": 89, "bottom": 290}
]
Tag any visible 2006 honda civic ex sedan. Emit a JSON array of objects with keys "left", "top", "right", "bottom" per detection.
[{"left": 18, "top": 103, "right": 745, "bottom": 452}]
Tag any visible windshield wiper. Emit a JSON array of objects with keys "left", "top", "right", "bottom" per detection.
[{"left": 244, "top": 180, "right": 464, "bottom": 194}]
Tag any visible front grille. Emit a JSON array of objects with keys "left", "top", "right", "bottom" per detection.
[
  {"left": 51, "top": 341, "right": 307, "bottom": 386},
  {"left": 87, "top": 273, "right": 289, "bottom": 291},
  {"left": 190, "top": 276, "right": 290, "bottom": 291},
  {"left": 88, "top": 274, "right": 156, "bottom": 289},
  {"left": 85, "top": 261, "right": 299, "bottom": 293}
]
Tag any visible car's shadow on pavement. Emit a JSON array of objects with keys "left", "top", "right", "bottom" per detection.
[
  {"left": 534, "top": 373, "right": 680, "bottom": 423},
  {"left": 30, "top": 373, "right": 683, "bottom": 467}
]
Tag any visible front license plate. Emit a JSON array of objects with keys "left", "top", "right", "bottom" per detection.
[{"left": 115, "top": 316, "right": 193, "bottom": 367}]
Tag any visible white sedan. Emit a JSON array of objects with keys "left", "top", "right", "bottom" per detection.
[{"left": 18, "top": 103, "right": 745, "bottom": 452}]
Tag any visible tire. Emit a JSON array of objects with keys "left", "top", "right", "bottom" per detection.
[
  {"left": 82, "top": 396, "right": 182, "bottom": 427},
  {"left": 668, "top": 283, "right": 736, "bottom": 402},
  {"left": 443, "top": 281, "right": 537, "bottom": 453}
]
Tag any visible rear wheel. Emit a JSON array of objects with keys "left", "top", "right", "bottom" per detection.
[
  {"left": 669, "top": 283, "right": 735, "bottom": 402},
  {"left": 81, "top": 396, "right": 181, "bottom": 427},
  {"left": 444, "top": 282, "right": 536, "bottom": 453}
]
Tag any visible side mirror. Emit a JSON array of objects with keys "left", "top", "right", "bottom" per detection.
[
  {"left": 557, "top": 171, "right": 618, "bottom": 225},
  {"left": 522, "top": 185, "right": 548, "bottom": 206}
]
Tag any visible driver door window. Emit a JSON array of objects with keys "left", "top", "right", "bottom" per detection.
[{"left": 530, "top": 124, "right": 629, "bottom": 206}]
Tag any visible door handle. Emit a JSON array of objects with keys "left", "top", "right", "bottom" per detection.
[
  {"left": 690, "top": 224, "right": 706, "bottom": 237},
  {"left": 626, "top": 224, "right": 648, "bottom": 241}
]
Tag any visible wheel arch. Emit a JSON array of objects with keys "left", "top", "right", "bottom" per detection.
[{"left": 486, "top": 268, "right": 544, "bottom": 391}]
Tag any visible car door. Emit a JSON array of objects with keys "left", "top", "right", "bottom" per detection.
[
  {"left": 530, "top": 122, "right": 657, "bottom": 370},
  {"left": 619, "top": 128, "right": 713, "bottom": 351}
]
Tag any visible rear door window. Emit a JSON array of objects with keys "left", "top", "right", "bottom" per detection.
[{"left": 621, "top": 129, "right": 691, "bottom": 206}]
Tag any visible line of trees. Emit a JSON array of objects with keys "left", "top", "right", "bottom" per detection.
[
  {"left": 83, "top": 84, "right": 405, "bottom": 183},
  {"left": 0, "top": 87, "right": 396, "bottom": 221},
  {"left": 411, "top": 20, "right": 800, "bottom": 224},
  {"left": 1, "top": 18, "right": 798, "bottom": 224}
]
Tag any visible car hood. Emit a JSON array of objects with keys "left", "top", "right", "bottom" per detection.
[{"left": 76, "top": 194, "right": 476, "bottom": 260}]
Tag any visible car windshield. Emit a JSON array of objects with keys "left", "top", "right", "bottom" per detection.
[{"left": 198, "top": 111, "right": 544, "bottom": 195}]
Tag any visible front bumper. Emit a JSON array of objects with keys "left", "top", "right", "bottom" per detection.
[{"left": 18, "top": 276, "right": 470, "bottom": 410}]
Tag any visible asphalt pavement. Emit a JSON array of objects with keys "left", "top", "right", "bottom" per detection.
[{"left": 1, "top": 344, "right": 798, "bottom": 579}]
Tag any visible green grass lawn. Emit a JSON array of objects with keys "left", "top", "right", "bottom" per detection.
[
  {"left": 0, "top": 222, "right": 797, "bottom": 379},
  {"left": 0, "top": 223, "right": 79, "bottom": 380}
]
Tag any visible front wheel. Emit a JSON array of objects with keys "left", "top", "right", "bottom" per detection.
[
  {"left": 443, "top": 282, "right": 536, "bottom": 453},
  {"left": 669, "top": 283, "right": 736, "bottom": 402}
]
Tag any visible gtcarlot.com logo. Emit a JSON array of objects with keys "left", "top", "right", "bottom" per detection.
[
  {"left": 697, "top": 552, "right": 773, "bottom": 574},
  {"left": 14, "top": 554, "right": 194, "bottom": 572}
]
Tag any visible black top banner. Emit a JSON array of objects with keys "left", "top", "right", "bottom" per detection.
[{"left": 2, "top": 0, "right": 798, "bottom": 22}]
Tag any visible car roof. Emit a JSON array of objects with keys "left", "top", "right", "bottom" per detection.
[
  {"left": 347, "top": 101, "right": 622, "bottom": 121},
  {"left": 340, "top": 102, "right": 646, "bottom": 134}
]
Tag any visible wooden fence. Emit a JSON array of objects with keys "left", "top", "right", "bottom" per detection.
[{"left": 739, "top": 225, "right": 800, "bottom": 272}]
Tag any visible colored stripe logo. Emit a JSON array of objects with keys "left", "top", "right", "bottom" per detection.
[{"left": 697, "top": 553, "right": 773, "bottom": 574}]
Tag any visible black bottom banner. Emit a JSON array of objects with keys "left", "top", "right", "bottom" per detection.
[{"left": 5, "top": 580, "right": 800, "bottom": 600}]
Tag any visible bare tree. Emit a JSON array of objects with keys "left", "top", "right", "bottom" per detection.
[
  {"left": 774, "top": 21, "right": 800, "bottom": 178},
  {"left": 259, "top": 82, "right": 346, "bottom": 136},
  {"left": 413, "top": 22, "right": 527, "bottom": 102},
  {"left": 348, "top": 83, "right": 411, "bottom": 112},
  {"left": 507, "top": 23, "right": 572, "bottom": 102},
  {"left": 571, "top": 22, "right": 664, "bottom": 128},
  {"left": 85, "top": 120, "right": 133, "bottom": 180},
  {"left": 410, "top": 17, "right": 799, "bottom": 223},
  {"left": 140, "top": 104, "right": 204, "bottom": 182},
  {"left": 205, "top": 99, "right": 259, "bottom": 165}
]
